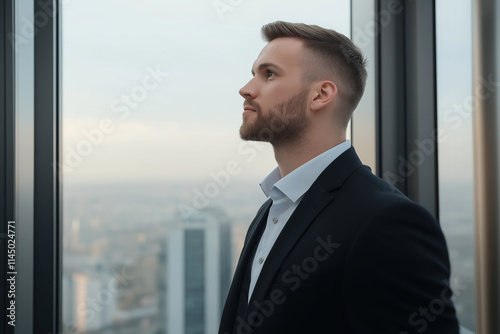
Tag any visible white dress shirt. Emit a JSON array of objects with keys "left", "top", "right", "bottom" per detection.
[{"left": 248, "top": 140, "right": 351, "bottom": 301}]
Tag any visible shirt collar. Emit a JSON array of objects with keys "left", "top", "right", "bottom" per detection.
[{"left": 260, "top": 140, "right": 351, "bottom": 202}]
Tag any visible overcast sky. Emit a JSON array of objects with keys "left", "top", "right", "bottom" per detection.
[{"left": 61, "top": 0, "right": 472, "bottom": 185}]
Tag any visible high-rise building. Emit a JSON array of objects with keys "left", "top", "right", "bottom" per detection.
[
  {"left": 63, "top": 268, "right": 117, "bottom": 333},
  {"left": 167, "top": 207, "right": 232, "bottom": 334}
]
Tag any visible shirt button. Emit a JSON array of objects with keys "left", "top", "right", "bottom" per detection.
[
  {"left": 273, "top": 217, "right": 278, "bottom": 224},
  {"left": 259, "top": 257, "right": 264, "bottom": 264}
]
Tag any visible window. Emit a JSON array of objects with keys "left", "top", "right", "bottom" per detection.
[
  {"left": 436, "top": 0, "right": 475, "bottom": 330},
  {"left": 61, "top": 1, "right": 351, "bottom": 333}
]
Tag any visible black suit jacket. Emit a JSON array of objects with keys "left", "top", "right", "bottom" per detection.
[{"left": 219, "top": 147, "right": 459, "bottom": 334}]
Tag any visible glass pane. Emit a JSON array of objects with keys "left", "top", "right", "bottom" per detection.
[
  {"left": 436, "top": 0, "right": 475, "bottom": 331},
  {"left": 61, "top": 1, "right": 351, "bottom": 333}
]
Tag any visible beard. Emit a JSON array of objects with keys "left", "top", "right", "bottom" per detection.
[{"left": 239, "top": 87, "right": 310, "bottom": 147}]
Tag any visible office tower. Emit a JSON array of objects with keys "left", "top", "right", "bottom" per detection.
[
  {"left": 167, "top": 207, "right": 232, "bottom": 334},
  {"left": 65, "top": 269, "right": 117, "bottom": 332}
]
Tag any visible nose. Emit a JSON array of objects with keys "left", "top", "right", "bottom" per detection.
[{"left": 239, "top": 78, "right": 256, "bottom": 99}]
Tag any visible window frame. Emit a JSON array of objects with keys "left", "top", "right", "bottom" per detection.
[
  {"left": 1, "top": 0, "right": 62, "bottom": 333},
  {"left": 32, "top": 0, "right": 62, "bottom": 332},
  {"left": 472, "top": 0, "right": 500, "bottom": 332},
  {"left": 2, "top": 0, "right": 499, "bottom": 333},
  {"left": 352, "top": 0, "right": 439, "bottom": 218},
  {"left": 1, "top": 0, "right": 16, "bottom": 333}
]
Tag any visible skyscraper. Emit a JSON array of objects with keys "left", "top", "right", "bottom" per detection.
[{"left": 167, "top": 207, "right": 232, "bottom": 334}]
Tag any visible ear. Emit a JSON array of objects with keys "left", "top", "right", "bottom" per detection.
[{"left": 310, "top": 81, "right": 337, "bottom": 112}]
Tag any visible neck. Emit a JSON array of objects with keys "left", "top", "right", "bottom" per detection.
[{"left": 272, "top": 131, "right": 346, "bottom": 177}]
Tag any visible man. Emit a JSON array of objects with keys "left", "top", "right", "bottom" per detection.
[{"left": 219, "top": 21, "right": 459, "bottom": 334}]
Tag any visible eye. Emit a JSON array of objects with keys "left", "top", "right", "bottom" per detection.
[{"left": 266, "top": 69, "right": 276, "bottom": 78}]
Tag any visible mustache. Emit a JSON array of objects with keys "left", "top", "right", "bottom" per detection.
[{"left": 243, "top": 101, "right": 260, "bottom": 112}]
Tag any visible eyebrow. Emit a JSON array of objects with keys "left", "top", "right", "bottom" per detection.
[{"left": 251, "top": 62, "right": 284, "bottom": 76}]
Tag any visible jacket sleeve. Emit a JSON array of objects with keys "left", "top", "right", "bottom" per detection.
[{"left": 342, "top": 200, "right": 460, "bottom": 334}]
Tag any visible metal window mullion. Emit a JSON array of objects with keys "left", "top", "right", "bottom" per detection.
[
  {"left": 1, "top": 1, "right": 16, "bottom": 333},
  {"left": 377, "top": 0, "right": 407, "bottom": 194},
  {"left": 473, "top": 0, "right": 500, "bottom": 333},
  {"left": 376, "top": 0, "right": 439, "bottom": 218},
  {"left": 404, "top": 0, "right": 439, "bottom": 217},
  {"left": 33, "top": 0, "right": 60, "bottom": 333}
]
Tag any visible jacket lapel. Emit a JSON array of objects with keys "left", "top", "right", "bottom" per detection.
[
  {"left": 242, "top": 199, "right": 273, "bottom": 252},
  {"left": 248, "top": 147, "right": 364, "bottom": 305},
  {"left": 219, "top": 199, "right": 272, "bottom": 332},
  {"left": 248, "top": 185, "right": 334, "bottom": 304}
]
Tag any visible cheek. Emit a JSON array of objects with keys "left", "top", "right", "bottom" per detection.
[
  {"left": 262, "top": 90, "right": 284, "bottom": 106},
  {"left": 260, "top": 80, "right": 301, "bottom": 109},
  {"left": 270, "top": 82, "right": 301, "bottom": 99}
]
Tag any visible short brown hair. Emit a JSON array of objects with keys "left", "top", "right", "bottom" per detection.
[{"left": 261, "top": 21, "right": 367, "bottom": 127}]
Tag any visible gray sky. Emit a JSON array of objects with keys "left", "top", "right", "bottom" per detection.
[
  {"left": 62, "top": 0, "right": 351, "bottom": 182},
  {"left": 62, "top": 0, "right": 472, "bottom": 185}
]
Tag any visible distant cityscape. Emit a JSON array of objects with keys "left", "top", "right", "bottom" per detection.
[
  {"left": 61, "top": 179, "right": 475, "bottom": 333},
  {"left": 62, "top": 179, "right": 264, "bottom": 334}
]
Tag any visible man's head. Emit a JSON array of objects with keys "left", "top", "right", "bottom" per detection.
[{"left": 239, "top": 21, "right": 367, "bottom": 146}]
